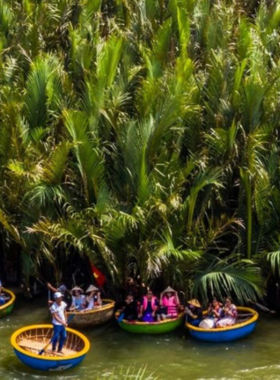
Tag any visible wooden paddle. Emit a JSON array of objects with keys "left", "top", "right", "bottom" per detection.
[{"left": 38, "top": 314, "right": 75, "bottom": 355}]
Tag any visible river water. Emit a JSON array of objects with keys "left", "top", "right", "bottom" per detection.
[{"left": 1, "top": 295, "right": 280, "bottom": 380}]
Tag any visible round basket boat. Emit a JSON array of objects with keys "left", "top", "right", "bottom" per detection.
[
  {"left": 116, "top": 311, "right": 185, "bottom": 334},
  {"left": 186, "top": 307, "right": 258, "bottom": 342},
  {"left": 68, "top": 299, "right": 115, "bottom": 328},
  {"left": 0, "top": 288, "right": 16, "bottom": 318},
  {"left": 11, "top": 324, "right": 90, "bottom": 371}
]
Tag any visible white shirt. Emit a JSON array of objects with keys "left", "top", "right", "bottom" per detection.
[{"left": 50, "top": 301, "right": 67, "bottom": 325}]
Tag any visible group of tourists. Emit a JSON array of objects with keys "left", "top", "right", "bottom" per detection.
[
  {"left": 47, "top": 283, "right": 103, "bottom": 354},
  {"left": 119, "top": 286, "right": 181, "bottom": 322},
  {"left": 47, "top": 283, "right": 102, "bottom": 312},
  {"left": 32, "top": 280, "right": 239, "bottom": 354},
  {"left": 120, "top": 287, "right": 238, "bottom": 328},
  {"left": 186, "top": 296, "right": 238, "bottom": 328}
]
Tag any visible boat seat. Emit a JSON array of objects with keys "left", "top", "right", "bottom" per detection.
[{"left": 19, "top": 339, "right": 77, "bottom": 357}]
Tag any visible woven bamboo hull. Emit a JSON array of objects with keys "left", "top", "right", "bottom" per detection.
[
  {"left": 116, "top": 311, "right": 185, "bottom": 334},
  {"left": 186, "top": 307, "right": 259, "bottom": 342},
  {"left": 0, "top": 288, "right": 16, "bottom": 318},
  {"left": 68, "top": 299, "right": 115, "bottom": 328},
  {"left": 11, "top": 324, "right": 90, "bottom": 371}
]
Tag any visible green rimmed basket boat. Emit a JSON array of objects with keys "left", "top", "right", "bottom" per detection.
[
  {"left": 0, "top": 288, "right": 16, "bottom": 318},
  {"left": 115, "top": 311, "right": 185, "bottom": 334},
  {"left": 68, "top": 299, "right": 115, "bottom": 328}
]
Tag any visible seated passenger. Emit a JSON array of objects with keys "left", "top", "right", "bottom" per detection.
[
  {"left": 138, "top": 290, "right": 159, "bottom": 322},
  {"left": 199, "top": 298, "right": 223, "bottom": 329},
  {"left": 70, "top": 286, "right": 86, "bottom": 311},
  {"left": 216, "top": 297, "right": 238, "bottom": 327},
  {"left": 185, "top": 299, "right": 203, "bottom": 326},
  {"left": 119, "top": 292, "right": 138, "bottom": 321},
  {"left": 0, "top": 279, "right": 4, "bottom": 306},
  {"left": 83, "top": 285, "right": 102, "bottom": 311},
  {"left": 157, "top": 286, "right": 180, "bottom": 321},
  {"left": 0, "top": 279, "right": 9, "bottom": 306}
]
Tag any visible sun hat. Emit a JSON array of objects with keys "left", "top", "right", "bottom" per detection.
[
  {"left": 54, "top": 292, "right": 63, "bottom": 299},
  {"left": 163, "top": 286, "right": 176, "bottom": 293},
  {"left": 187, "top": 299, "right": 201, "bottom": 308},
  {"left": 86, "top": 285, "right": 99, "bottom": 293},
  {"left": 71, "top": 286, "right": 84, "bottom": 294}
]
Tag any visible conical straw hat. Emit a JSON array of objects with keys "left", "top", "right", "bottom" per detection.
[
  {"left": 163, "top": 286, "right": 176, "bottom": 293},
  {"left": 86, "top": 284, "right": 99, "bottom": 293},
  {"left": 71, "top": 286, "right": 84, "bottom": 294},
  {"left": 188, "top": 299, "right": 201, "bottom": 308}
]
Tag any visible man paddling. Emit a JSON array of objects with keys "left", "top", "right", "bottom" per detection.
[{"left": 50, "top": 292, "right": 68, "bottom": 354}]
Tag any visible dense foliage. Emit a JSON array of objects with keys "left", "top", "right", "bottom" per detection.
[{"left": 1, "top": 0, "right": 280, "bottom": 303}]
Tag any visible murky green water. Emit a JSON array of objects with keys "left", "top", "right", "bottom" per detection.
[{"left": 1, "top": 294, "right": 280, "bottom": 380}]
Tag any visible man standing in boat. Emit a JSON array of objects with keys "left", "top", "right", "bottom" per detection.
[{"left": 50, "top": 292, "right": 68, "bottom": 354}]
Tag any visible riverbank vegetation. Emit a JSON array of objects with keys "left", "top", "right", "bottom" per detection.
[{"left": 1, "top": 0, "right": 280, "bottom": 305}]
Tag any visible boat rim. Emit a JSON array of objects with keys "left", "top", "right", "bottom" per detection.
[
  {"left": 0, "top": 288, "right": 16, "bottom": 312},
  {"left": 186, "top": 306, "right": 258, "bottom": 333},
  {"left": 115, "top": 310, "right": 185, "bottom": 325},
  {"left": 11, "top": 324, "right": 90, "bottom": 361},
  {"left": 68, "top": 298, "right": 115, "bottom": 315}
]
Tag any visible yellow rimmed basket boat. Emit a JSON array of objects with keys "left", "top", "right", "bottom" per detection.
[
  {"left": 116, "top": 310, "right": 185, "bottom": 334},
  {"left": 67, "top": 299, "right": 115, "bottom": 328},
  {"left": 186, "top": 306, "right": 258, "bottom": 342},
  {"left": 0, "top": 288, "right": 16, "bottom": 318},
  {"left": 11, "top": 324, "right": 90, "bottom": 371}
]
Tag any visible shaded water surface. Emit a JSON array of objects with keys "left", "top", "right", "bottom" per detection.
[{"left": 1, "top": 295, "right": 280, "bottom": 379}]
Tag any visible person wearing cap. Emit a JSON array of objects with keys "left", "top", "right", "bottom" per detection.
[
  {"left": 157, "top": 286, "right": 180, "bottom": 321},
  {"left": 83, "top": 285, "right": 102, "bottom": 311},
  {"left": 70, "top": 286, "right": 86, "bottom": 311},
  {"left": 47, "top": 282, "right": 72, "bottom": 308},
  {"left": 185, "top": 299, "right": 203, "bottom": 326},
  {"left": 50, "top": 292, "right": 68, "bottom": 353},
  {"left": 138, "top": 290, "right": 159, "bottom": 322}
]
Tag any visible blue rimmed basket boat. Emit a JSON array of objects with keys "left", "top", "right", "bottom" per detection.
[
  {"left": 11, "top": 324, "right": 90, "bottom": 371},
  {"left": 0, "top": 288, "right": 16, "bottom": 318},
  {"left": 116, "top": 311, "right": 185, "bottom": 334},
  {"left": 186, "top": 306, "right": 258, "bottom": 342}
]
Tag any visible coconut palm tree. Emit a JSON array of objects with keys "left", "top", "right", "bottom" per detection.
[{"left": 2, "top": 0, "right": 280, "bottom": 304}]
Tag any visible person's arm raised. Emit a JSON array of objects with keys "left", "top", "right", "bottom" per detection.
[{"left": 47, "top": 283, "right": 58, "bottom": 293}]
